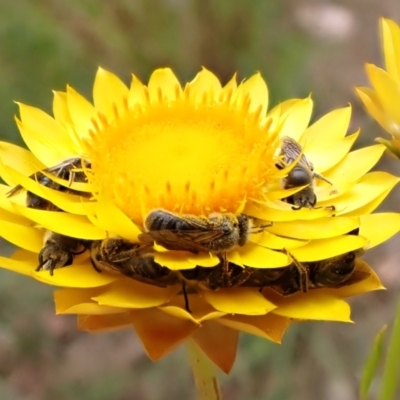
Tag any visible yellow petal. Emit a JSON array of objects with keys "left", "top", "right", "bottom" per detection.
[
  {"left": 356, "top": 87, "right": 394, "bottom": 135},
  {"left": 93, "top": 278, "right": 179, "bottom": 309},
  {"left": 34, "top": 260, "right": 118, "bottom": 288},
  {"left": 227, "top": 250, "right": 243, "bottom": 266},
  {"left": 0, "top": 254, "right": 32, "bottom": 277},
  {"left": 278, "top": 97, "right": 313, "bottom": 141},
  {"left": 155, "top": 251, "right": 199, "bottom": 270},
  {"left": 0, "top": 205, "right": 32, "bottom": 226},
  {"left": 381, "top": 18, "right": 400, "bottom": 84},
  {"left": 130, "top": 308, "right": 198, "bottom": 360},
  {"left": 0, "top": 220, "right": 42, "bottom": 253},
  {"left": 77, "top": 313, "right": 132, "bottom": 332},
  {"left": 202, "top": 287, "right": 276, "bottom": 315},
  {"left": 160, "top": 294, "right": 226, "bottom": 323},
  {"left": 325, "top": 144, "right": 386, "bottom": 183},
  {"left": 187, "top": 253, "right": 220, "bottom": 267},
  {"left": 319, "top": 172, "right": 399, "bottom": 214},
  {"left": 93, "top": 67, "right": 129, "bottom": 120},
  {"left": 249, "top": 231, "right": 307, "bottom": 250},
  {"left": 305, "top": 132, "right": 359, "bottom": 173},
  {"left": 128, "top": 74, "right": 145, "bottom": 106},
  {"left": 192, "top": 322, "right": 238, "bottom": 374},
  {"left": 12, "top": 204, "right": 106, "bottom": 239},
  {"left": 148, "top": 68, "right": 181, "bottom": 102},
  {"left": 303, "top": 106, "right": 351, "bottom": 143},
  {"left": 217, "top": 313, "right": 290, "bottom": 343},
  {"left": 188, "top": 68, "right": 222, "bottom": 103},
  {"left": 235, "top": 72, "right": 268, "bottom": 115},
  {"left": 0, "top": 141, "right": 44, "bottom": 186},
  {"left": 290, "top": 235, "right": 367, "bottom": 262},
  {"left": 220, "top": 73, "right": 237, "bottom": 101},
  {"left": 267, "top": 217, "right": 359, "bottom": 240},
  {"left": 245, "top": 201, "right": 334, "bottom": 222},
  {"left": 366, "top": 64, "right": 400, "bottom": 126},
  {"left": 52, "top": 91, "right": 71, "bottom": 125},
  {"left": 95, "top": 193, "right": 142, "bottom": 241},
  {"left": 17, "top": 104, "right": 76, "bottom": 165},
  {"left": 344, "top": 186, "right": 396, "bottom": 217},
  {"left": 359, "top": 213, "right": 400, "bottom": 248},
  {"left": 66, "top": 85, "right": 97, "bottom": 139},
  {"left": 54, "top": 287, "right": 125, "bottom": 314},
  {"left": 239, "top": 243, "right": 291, "bottom": 268},
  {"left": 34, "top": 185, "right": 94, "bottom": 216},
  {"left": 266, "top": 291, "right": 352, "bottom": 322},
  {"left": 3, "top": 163, "right": 93, "bottom": 215}
]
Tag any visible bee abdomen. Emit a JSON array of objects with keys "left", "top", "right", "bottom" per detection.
[{"left": 145, "top": 210, "right": 193, "bottom": 231}]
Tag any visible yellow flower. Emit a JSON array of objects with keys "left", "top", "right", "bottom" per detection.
[
  {"left": 0, "top": 67, "right": 398, "bottom": 373},
  {"left": 356, "top": 18, "right": 400, "bottom": 157}
]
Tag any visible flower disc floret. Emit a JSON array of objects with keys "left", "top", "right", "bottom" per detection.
[{"left": 86, "top": 80, "right": 278, "bottom": 223}]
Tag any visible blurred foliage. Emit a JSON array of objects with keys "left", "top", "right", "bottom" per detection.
[{"left": 0, "top": 0, "right": 400, "bottom": 399}]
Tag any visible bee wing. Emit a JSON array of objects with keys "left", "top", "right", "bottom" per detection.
[
  {"left": 6, "top": 170, "right": 46, "bottom": 197},
  {"left": 46, "top": 157, "right": 83, "bottom": 174},
  {"left": 139, "top": 229, "right": 225, "bottom": 252},
  {"left": 280, "top": 136, "right": 313, "bottom": 170}
]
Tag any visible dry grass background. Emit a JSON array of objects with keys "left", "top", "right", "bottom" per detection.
[{"left": 0, "top": 1, "right": 399, "bottom": 399}]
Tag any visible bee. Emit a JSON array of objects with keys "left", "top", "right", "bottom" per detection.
[
  {"left": 278, "top": 136, "right": 332, "bottom": 210},
  {"left": 180, "top": 263, "right": 250, "bottom": 290},
  {"left": 37, "top": 232, "right": 87, "bottom": 275},
  {"left": 89, "top": 237, "right": 196, "bottom": 309},
  {"left": 7, "top": 158, "right": 92, "bottom": 275},
  {"left": 7, "top": 157, "right": 91, "bottom": 210},
  {"left": 268, "top": 250, "right": 367, "bottom": 295},
  {"left": 138, "top": 209, "right": 270, "bottom": 254},
  {"left": 308, "top": 252, "right": 363, "bottom": 288},
  {"left": 89, "top": 238, "right": 179, "bottom": 287}
]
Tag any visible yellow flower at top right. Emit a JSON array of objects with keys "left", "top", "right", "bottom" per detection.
[{"left": 357, "top": 18, "right": 400, "bottom": 157}]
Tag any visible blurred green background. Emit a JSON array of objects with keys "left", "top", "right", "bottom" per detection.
[{"left": 0, "top": 1, "right": 400, "bottom": 399}]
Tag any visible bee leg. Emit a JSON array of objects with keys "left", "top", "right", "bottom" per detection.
[
  {"left": 284, "top": 249, "right": 309, "bottom": 292},
  {"left": 35, "top": 258, "right": 55, "bottom": 274},
  {"left": 250, "top": 222, "right": 273, "bottom": 234},
  {"left": 291, "top": 205, "right": 303, "bottom": 211},
  {"left": 221, "top": 253, "right": 230, "bottom": 287},
  {"left": 313, "top": 172, "right": 332, "bottom": 185},
  {"left": 182, "top": 282, "right": 191, "bottom": 313}
]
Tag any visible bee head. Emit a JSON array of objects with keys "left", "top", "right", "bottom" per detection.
[{"left": 289, "top": 187, "right": 317, "bottom": 209}]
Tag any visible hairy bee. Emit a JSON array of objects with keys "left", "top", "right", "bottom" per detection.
[
  {"left": 7, "top": 158, "right": 92, "bottom": 275},
  {"left": 139, "top": 209, "right": 270, "bottom": 254},
  {"left": 308, "top": 252, "right": 362, "bottom": 288},
  {"left": 180, "top": 263, "right": 250, "bottom": 290},
  {"left": 7, "top": 157, "right": 91, "bottom": 210},
  {"left": 278, "top": 136, "right": 332, "bottom": 210},
  {"left": 268, "top": 251, "right": 366, "bottom": 295},
  {"left": 37, "top": 232, "right": 86, "bottom": 275},
  {"left": 89, "top": 237, "right": 197, "bottom": 309},
  {"left": 89, "top": 238, "right": 179, "bottom": 287}
]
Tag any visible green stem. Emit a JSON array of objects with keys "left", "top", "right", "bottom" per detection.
[
  {"left": 187, "top": 339, "right": 222, "bottom": 400},
  {"left": 379, "top": 296, "right": 400, "bottom": 400}
]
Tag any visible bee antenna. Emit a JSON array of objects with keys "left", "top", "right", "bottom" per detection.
[
  {"left": 283, "top": 248, "right": 309, "bottom": 292},
  {"left": 249, "top": 222, "right": 273, "bottom": 234}
]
